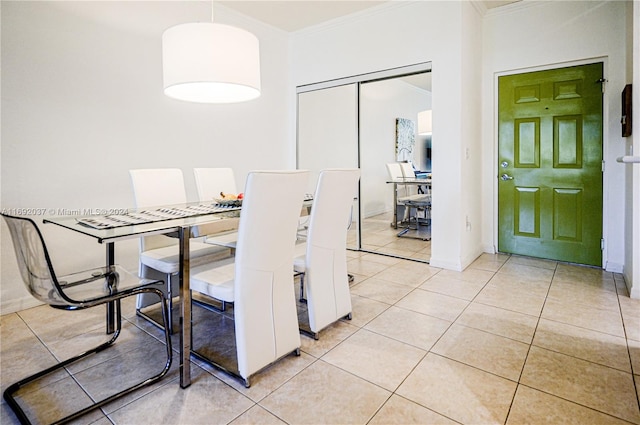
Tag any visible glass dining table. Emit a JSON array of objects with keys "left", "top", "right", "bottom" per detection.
[{"left": 44, "top": 202, "right": 242, "bottom": 389}]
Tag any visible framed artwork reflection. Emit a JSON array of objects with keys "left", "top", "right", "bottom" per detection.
[{"left": 395, "top": 118, "right": 415, "bottom": 162}]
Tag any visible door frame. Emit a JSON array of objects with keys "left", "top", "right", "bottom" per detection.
[{"left": 492, "top": 57, "right": 610, "bottom": 268}]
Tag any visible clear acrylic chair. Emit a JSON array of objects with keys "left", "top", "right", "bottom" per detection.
[{"left": 1, "top": 213, "right": 172, "bottom": 425}]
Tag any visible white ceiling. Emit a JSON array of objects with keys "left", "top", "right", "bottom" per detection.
[
  {"left": 219, "top": 1, "right": 520, "bottom": 32},
  {"left": 219, "top": 1, "right": 386, "bottom": 32}
]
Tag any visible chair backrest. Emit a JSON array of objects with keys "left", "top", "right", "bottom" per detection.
[
  {"left": 129, "top": 168, "right": 186, "bottom": 251},
  {"left": 305, "top": 169, "right": 360, "bottom": 333},
  {"left": 400, "top": 162, "right": 415, "bottom": 178},
  {"left": 386, "top": 162, "right": 409, "bottom": 199},
  {"left": 193, "top": 168, "right": 238, "bottom": 202},
  {"left": 129, "top": 168, "right": 187, "bottom": 207},
  {"left": 386, "top": 162, "right": 403, "bottom": 180},
  {"left": 399, "top": 162, "right": 420, "bottom": 196},
  {"left": 233, "top": 170, "right": 309, "bottom": 379},
  {"left": 1, "top": 214, "right": 68, "bottom": 307}
]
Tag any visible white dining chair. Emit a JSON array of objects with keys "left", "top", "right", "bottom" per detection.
[
  {"left": 129, "top": 168, "right": 231, "bottom": 332},
  {"left": 190, "top": 169, "right": 309, "bottom": 387},
  {"left": 399, "top": 161, "right": 415, "bottom": 179},
  {"left": 193, "top": 167, "right": 240, "bottom": 250},
  {"left": 194, "top": 167, "right": 238, "bottom": 201},
  {"left": 293, "top": 168, "right": 360, "bottom": 339}
]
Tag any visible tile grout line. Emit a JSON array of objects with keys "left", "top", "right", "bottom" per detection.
[
  {"left": 615, "top": 273, "right": 640, "bottom": 416},
  {"left": 501, "top": 258, "right": 557, "bottom": 425}
]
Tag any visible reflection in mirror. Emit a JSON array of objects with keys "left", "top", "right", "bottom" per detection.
[
  {"left": 296, "top": 68, "right": 432, "bottom": 261},
  {"left": 359, "top": 71, "right": 432, "bottom": 261}
]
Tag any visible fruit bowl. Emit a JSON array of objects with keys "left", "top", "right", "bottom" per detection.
[{"left": 214, "top": 198, "right": 242, "bottom": 207}]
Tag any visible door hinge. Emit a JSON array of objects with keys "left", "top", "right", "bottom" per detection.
[
  {"left": 601, "top": 238, "right": 605, "bottom": 250},
  {"left": 597, "top": 78, "right": 607, "bottom": 93},
  {"left": 602, "top": 160, "right": 605, "bottom": 172}
]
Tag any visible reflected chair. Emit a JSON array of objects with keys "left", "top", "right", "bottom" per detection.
[
  {"left": 129, "top": 168, "right": 231, "bottom": 332},
  {"left": 189, "top": 170, "right": 309, "bottom": 387},
  {"left": 292, "top": 168, "right": 360, "bottom": 339},
  {"left": 386, "top": 163, "right": 412, "bottom": 224},
  {"left": 1, "top": 213, "right": 172, "bottom": 425},
  {"left": 399, "top": 161, "right": 416, "bottom": 179},
  {"left": 193, "top": 167, "right": 240, "bottom": 252},
  {"left": 400, "top": 161, "right": 431, "bottom": 231},
  {"left": 386, "top": 162, "right": 430, "bottom": 238}
]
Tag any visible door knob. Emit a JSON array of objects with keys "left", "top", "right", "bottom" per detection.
[{"left": 501, "top": 174, "right": 514, "bottom": 181}]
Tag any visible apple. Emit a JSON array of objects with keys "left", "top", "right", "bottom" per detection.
[{"left": 237, "top": 193, "right": 244, "bottom": 200}]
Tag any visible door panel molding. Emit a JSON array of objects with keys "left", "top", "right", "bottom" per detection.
[
  {"left": 554, "top": 115, "right": 583, "bottom": 168},
  {"left": 514, "top": 186, "right": 540, "bottom": 237},
  {"left": 515, "top": 118, "right": 540, "bottom": 168},
  {"left": 553, "top": 188, "right": 583, "bottom": 241}
]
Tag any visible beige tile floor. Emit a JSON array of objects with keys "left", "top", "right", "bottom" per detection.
[{"left": 2, "top": 235, "right": 640, "bottom": 424}]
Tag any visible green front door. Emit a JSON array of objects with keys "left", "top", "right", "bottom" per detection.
[{"left": 498, "top": 63, "right": 603, "bottom": 266}]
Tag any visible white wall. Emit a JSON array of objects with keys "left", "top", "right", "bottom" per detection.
[
  {"left": 481, "top": 0, "right": 629, "bottom": 272},
  {"left": 624, "top": 1, "right": 640, "bottom": 298},
  {"left": 460, "top": 1, "right": 484, "bottom": 267},
  {"left": 1, "top": 1, "right": 292, "bottom": 312}
]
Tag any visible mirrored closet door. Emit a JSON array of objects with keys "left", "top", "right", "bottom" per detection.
[{"left": 297, "top": 64, "right": 432, "bottom": 262}]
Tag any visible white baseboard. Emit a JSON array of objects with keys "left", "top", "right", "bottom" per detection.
[
  {"left": 1, "top": 296, "right": 43, "bottom": 315},
  {"left": 481, "top": 243, "right": 496, "bottom": 254},
  {"left": 363, "top": 207, "right": 390, "bottom": 219},
  {"left": 622, "top": 268, "right": 640, "bottom": 299},
  {"left": 429, "top": 256, "right": 463, "bottom": 271},
  {"left": 604, "top": 261, "right": 623, "bottom": 273},
  {"left": 460, "top": 246, "right": 484, "bottom": 271}
]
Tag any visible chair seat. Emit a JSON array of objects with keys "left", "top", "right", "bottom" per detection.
[
  {"left": 190, "top": 262, "right": 236, "bottom": 302},
  {"left": 402, "top": 199, "right": 431, "bottom": 208},
  {"left": 204, "top": 232, "right": 238, "bottom": 249},
  {"left": 140, "top": 242, "right": 231, "bottom": 274},
  {"left": 398, "top": 193, "right": 430, "bottom": 203},
  {"left": 58, "top": 266, "right": 162, "bottom": 306},
  {"left": 293, "top": 256, "right": 305, "bottom": 272}
]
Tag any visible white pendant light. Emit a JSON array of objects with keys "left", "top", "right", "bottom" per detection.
[
  {"left": 162, "top": 22, "right": 261, "bottom": 103},
  {"left": 418, "top": 110, "right": 432, "bottom": 135}
]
